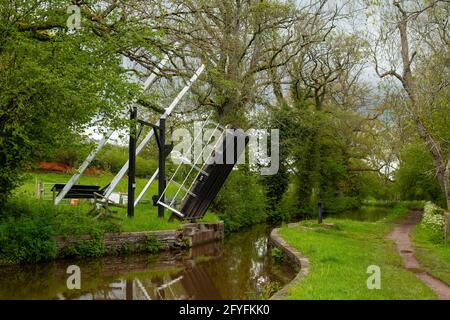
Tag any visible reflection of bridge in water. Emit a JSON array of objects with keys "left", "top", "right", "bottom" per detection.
[
  {"left": 122, "top": 263, "right": 222, "bottom": 300},
  {"left": 60, "top": 240, "right": 224, "bottom": 300}
]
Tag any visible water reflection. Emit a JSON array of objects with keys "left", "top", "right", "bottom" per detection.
[
  {"left": 333, "top": 206, "right": 390, "bottom": 222},
  {"left": 0, "top": 225, "right": 295, "bottom": 300}
]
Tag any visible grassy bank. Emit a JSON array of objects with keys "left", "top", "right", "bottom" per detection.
[
  {"left": 411, "top": 224, "right": 450, "bottom": 285},
  {"left": 13, "top": 171, "right": 219, "bottom": 233},
  {"left": 277, "top": 203, "right": 437, "bottom": 299}
]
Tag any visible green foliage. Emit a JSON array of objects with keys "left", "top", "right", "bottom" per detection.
[
  {"left": 59, "top": 235, "right": 104, "bottom": 258},
  {"left": 421, "top": 202, "right": 445, "bottom": 244},
  {"left": 358, "top": 173, "right": 396, "bottom": 201},
  {"left": 412, "top": 223, "right": 450, "bottom": 285},
  {"left": 93, "top": 145, "right": 157, "bottom": 177},
  {"left": 0, "top": 0, "right": 159, "bottom": 204},
  {"left": 212, "top": 168, "right": 268, "bottom": 232},
  {"left": 270, "top": 247, "right": 284, "bottom": 262},
  {"left": 261, "top": 105, "right": 294, "bottom": 215},
  {"left": 267, "top": 104, "right": 367, "bottom": 219},
  {"left": 44, "top": 134, "right": 93, "bottom": 167},
  {"left": 0, "top": 200, "right": 56, "bottom": 264},
  {"left": 145, "top": 235, "right": 163, "bottom": 253},
  {"left": 395, "top": 142, "right": 445, "bottom": 206},
  {"left": 0, "top": 196, "right": 123, "bottom": 263},
  {"left": 54, "top": 209, "right": 120, "bottom": 236}
]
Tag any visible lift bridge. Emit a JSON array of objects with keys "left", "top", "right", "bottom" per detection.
[
  {"left": 158, "top": 122, "right": 248, "bottom": 221},
  {"left": 52, "top": 54, "right": 248, "bottom": 221}
]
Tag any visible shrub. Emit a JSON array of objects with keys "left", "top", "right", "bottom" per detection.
[
  {"left": 54, "top": 209, "right": 120, "bottom": 236},
  {"left": 421, "top": 201, "right": 445, "bottom": 244},
  {"left": 395, "top": 142, "right": 446, "bottom": 207},
  {"left": 0, "top": 200, "right": 56, "bottom": 264},
  {"left": 145, "top": 235, "right": 163, "bottom": 253},
  {"left": 59, "top": 234, "right": 104, "bottom": 258},
  {"left": 93, "top": 145, "right": 157, "bottom": 177},
  {"left": 54, "top": 208, "right": 119, "bottom": 257},
  {"left": 211, "top": 168, "right": 268, "bottom": 232},
  {"left": 0, "top": 198, "right": 121, "bottom": 264}
]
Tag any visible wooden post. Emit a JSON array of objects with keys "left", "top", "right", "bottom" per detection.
[
  {"left": 318, "top": 202, "right": 323, "bottom": 224},
  {"left": 158, "top": 117, "right": 166, "bottom": 219},
  {"left": 35, "top": 179, "right": 44, "bottom": 200},
  {"left": 127, "top": 106, "right": 137, "bottom": 218},
  {"left": 126, "top": 280, "right": 133, "bottom": 300}
]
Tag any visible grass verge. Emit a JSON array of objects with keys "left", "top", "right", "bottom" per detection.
[
  {"left": 277, "top": 203, "right": 437, "bottom": 299},
  {"left": 411, "top": 224, "right": 450, "bottom": 285},
  {"left": 13, "top": 171, "right": 219, "bottom": 233}
]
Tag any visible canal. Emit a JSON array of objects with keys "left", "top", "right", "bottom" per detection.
[
  {"left": 0, "top": 224, "right": 296, "bottom": 300},
  {"left": 333, "top": 205, "right": 390, "bottom": 221}
]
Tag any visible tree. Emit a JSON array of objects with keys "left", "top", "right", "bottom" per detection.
[
  {"left": 265, "top": 29, "right": 385, "bottom": 214},
  {"left": 371, "top": 0, "right": 450, "bottom": 208},
  {"left": 396, "top": 141, "right": 445, "bottom": 205},
  {"left": 0, "top": 0, "right": 161, "bottom": 205},
  {"left": 127, "top": 0, "right": 339, "bottom": 127}
]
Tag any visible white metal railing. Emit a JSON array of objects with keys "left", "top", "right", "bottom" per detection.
[
  {"left": 103, "top": 64, "right": 206, "bottom": 200},
  {"left": 156, "top": 119, "right": 227, "bottom": 218}
]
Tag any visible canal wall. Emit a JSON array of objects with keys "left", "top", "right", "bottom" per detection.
[
  {"left": 55, "top": 221, "right": 224, "bottom": 257},
  {"left": 269, "top": 226, "right": 309, "bottom": 300}
]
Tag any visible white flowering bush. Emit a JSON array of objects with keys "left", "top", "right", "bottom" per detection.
[{"left": 421, "top": 201, "right": 445, "bottom": 243}]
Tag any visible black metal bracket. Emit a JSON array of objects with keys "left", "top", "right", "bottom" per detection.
[{"left": 152, "top": 125, "right": 173, "bottom": 158}]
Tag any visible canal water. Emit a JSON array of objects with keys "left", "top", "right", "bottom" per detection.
[
  {"left": 0, "top": 224, "right": 296, "bottom": 300},
  {"left": 332, "top": 206, "right": 390, "bottom": 222}
]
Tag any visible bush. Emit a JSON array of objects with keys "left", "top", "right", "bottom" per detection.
[
  {"left": 93, "top": 145, "right": 157, "bottom": 177},
  {"left": 0, "top": 200, "right": 56, "bottom": 264},
  {"left": 0, "top": 198, "right": 121, "bottom": 264},
  {"left": 145, "top": 235, "right": 163, "bottom": 253},
  {"left": 54, "top": 209, "right": 120, "bottom": 236},
  {"left": 212, "top": 168, "right": 268, "bottom": 232},
  {"left": 59, "top": 234, "right": 104, "bottom": 258},
  {"left": 395, "top": 142, "right": 446, "bottom": 207},
  {"left": 421, "top": 201, "right": 445, "bottom": 244}
]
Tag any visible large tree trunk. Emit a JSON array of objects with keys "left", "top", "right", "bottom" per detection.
[
  {"left": 395, "top": 3, "right": 450, "bottom": 209},
  {"left": 445, "top": 158, "right": 450, "bottom": 209}
]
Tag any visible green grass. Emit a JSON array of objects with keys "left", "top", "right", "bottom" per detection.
[
  {"left": 411, "top": 224, "right": 450, "bottom": 285},
  {"left": 17, "top": 171, "right": 160, "bottom": 198},
  {"left": 277, "top": 204, "right": 437, "bottom": 299},
  {"left": 12, "top": 171, "right": 219, "bottom": 234}
]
